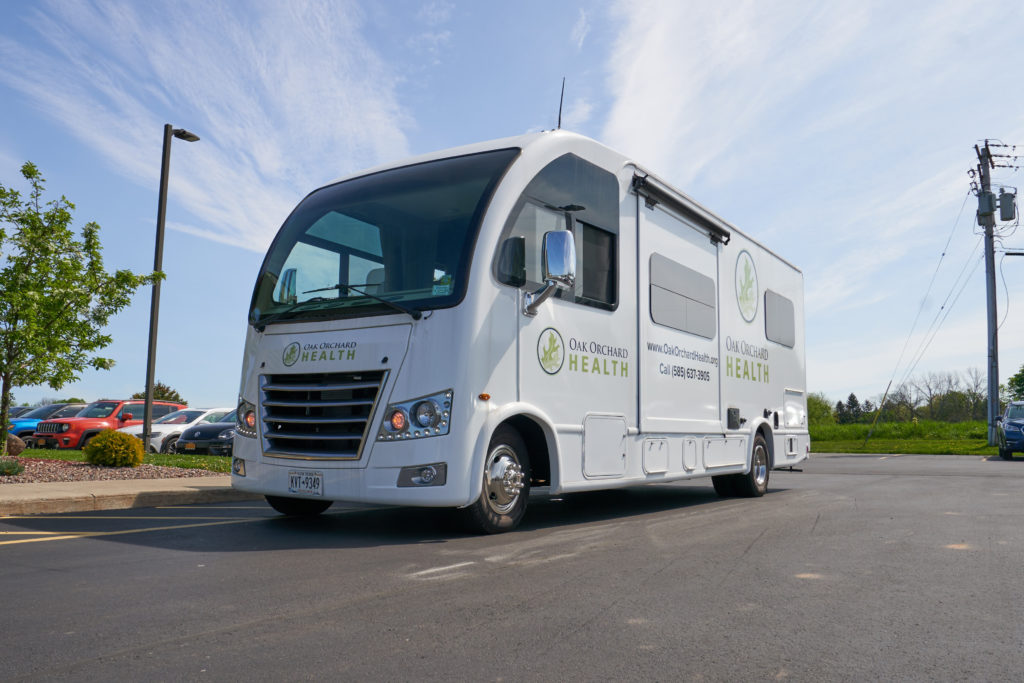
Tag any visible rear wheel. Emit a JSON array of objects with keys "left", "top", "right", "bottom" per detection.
[
  {"left": 461, "top": 425, "right": 531, "bottom": 534},
  {"left": 734, "top": 434, "right": 770, "bottom": 497},
  {"left": 265, "top": 495, "right": 333, "bottom": 516}
]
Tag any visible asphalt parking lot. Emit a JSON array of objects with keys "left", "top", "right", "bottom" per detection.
[{"left": 2, "top": 453, "right": 1022, "bottom": 681}]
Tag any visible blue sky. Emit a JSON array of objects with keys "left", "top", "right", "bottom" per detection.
[{"left": 1, "top": 0, "right": 1023, "bottom": 409}]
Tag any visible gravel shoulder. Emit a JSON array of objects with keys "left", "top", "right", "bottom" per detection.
[{"left": 0, "top": 457, "right": 223, "bottom": 484}]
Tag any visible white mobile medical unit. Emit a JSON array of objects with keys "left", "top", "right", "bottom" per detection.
[{"left": 233, "top": 130, "right": 809, "bottom": 533}]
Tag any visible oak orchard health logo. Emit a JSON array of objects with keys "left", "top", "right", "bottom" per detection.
[
  {"left": 537, "top": 327, "right": 564, "bottom": 374},
  {"left": 735, "top": 250, "right": 758, "bottom": 323},
  {"left": 282, "top": 341, "right": 301, "bottom": 367}
]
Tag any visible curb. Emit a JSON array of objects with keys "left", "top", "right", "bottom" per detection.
[{"left": 0, "top": 477, "right": 261, "bottom": 516}]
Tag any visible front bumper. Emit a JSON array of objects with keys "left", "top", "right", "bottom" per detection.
[
  {"left": 176, "top": 438, "right": 233, "bottom": 456},
  {"left": 31, "top": 434, "right": 82, "bottom": 449}
]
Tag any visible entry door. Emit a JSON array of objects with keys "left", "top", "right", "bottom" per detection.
[{"left": 638, "top": 200, "right": 722, "bottom": 434}]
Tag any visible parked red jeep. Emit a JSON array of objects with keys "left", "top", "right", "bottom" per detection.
[{"left": 33, "top": 399, "right": 188, "bottom": 450}]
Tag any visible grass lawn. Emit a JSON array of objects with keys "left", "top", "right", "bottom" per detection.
[
  {"left": 18, "top": 447, "right": 231, "bottom": 473},
  {"left": 810, "top": 420, "right": 1003, "bottom": 456}
]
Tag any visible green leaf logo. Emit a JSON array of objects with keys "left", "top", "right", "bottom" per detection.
[
  {"left": 282, "top": 341, "right": 301, "bottom": 367},
  {"left": 537, "top": 328, "right": 564, "bottom": 374},
  {"left": 735, "top": 251, "right": 758, "bottom": 323}
]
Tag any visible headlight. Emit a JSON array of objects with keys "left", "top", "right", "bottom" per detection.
[
  {"left": 378, "top": 389, "right": 452, "bottom": 441},
  {"left": 218, "top": 429, "right": 235, "bottom": 440},
  {"left": 236, "top": 398, "right": 257, "bottom": 438},
  {"left": 61, "top": 424, "right": 70, "bottom": 432}
]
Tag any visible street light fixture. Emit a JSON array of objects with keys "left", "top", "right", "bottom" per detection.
[{"left": 142, "top": 124, "right": 199, "bottom": 450}]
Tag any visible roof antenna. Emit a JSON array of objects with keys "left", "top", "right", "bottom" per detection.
[{"left": 557, "top": 77, "right": 565, "bottom": 129}]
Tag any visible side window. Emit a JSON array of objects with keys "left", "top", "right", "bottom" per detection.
[
  {"left": 764, "top": 289, "right": 795, "bottom": 348},
  {"left": 649, "top": 253, "right": 716, "bottom": 339},
  {"left": 495, "top": 153, "right": 619, "bottom": 311}
]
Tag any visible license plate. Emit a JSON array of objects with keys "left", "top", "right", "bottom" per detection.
[
  {"left": 184, "top": 442, "right": 196, "bottom": 451},
  {"left": 289, "top": 470, "right": 324, "bottom": 496}
]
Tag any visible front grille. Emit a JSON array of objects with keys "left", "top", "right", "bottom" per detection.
[
  {"left": 261, "top": 370, "right": 387, "bottom": 459},
  {"left": 35, "top": 422, "right": 63, "bottom": 434}
]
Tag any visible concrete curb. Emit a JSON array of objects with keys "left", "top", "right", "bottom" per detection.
[{"left": 0, "top": 475, "right": 260, "bottom": 515}]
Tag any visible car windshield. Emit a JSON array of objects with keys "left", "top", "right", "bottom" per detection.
[
  {"left": 249, "top": 148, "right": 519, "bottom": 326},
  {"left": 78, "top": 401, "right": 119, "bottom": 418},
  {"left": 1007, "top": 405, "right": 1024, "bottom": 420},
  {"left": 156, "top": 410, "right": 205, "bottom": 425},
  {"left": 19, "top": 404, "right": 65, "bottom": 420},
  {"left": 53, "top": 405, "right": 85, "bottom": 418},
  {"left": 203, "top": 410, "right": 232, "bottom": 423}
]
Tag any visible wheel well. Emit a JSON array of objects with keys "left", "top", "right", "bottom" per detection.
[
  {"left": 757, "top": 425, "right": 775, "bottom": 468},
  {"left": 502, "top": 415, "right": 551, "bottom": 487}
]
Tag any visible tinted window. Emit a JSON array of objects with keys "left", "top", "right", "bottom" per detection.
[
  {"left": 53, "top": 405, "right": 85, "bottom": 418},
  {"left": 765, "top": 290, "right": 796, "bottom": 348},
  {"left": 496, "top": 154, "right": 619, "bottom": 311}
]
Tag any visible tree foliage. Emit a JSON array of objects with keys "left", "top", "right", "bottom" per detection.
[
  {"left": 807, "top": 392, "right": 834, "bottom": 425},
  {"left": 1008, "top": 364, "right": 1024, "bottom": 403},
  {"left": 131, "top": 381, "right": 186, "bottom": 404},
  {"left": 0, "top": 162, "right": 157, "bottom": 454}
]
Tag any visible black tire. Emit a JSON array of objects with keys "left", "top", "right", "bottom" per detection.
[
  {"left": 161, "top": 435, "right": 180, "bottom": 454},
  {"left": 461, "top": 425, "right": 531, "bottom": 534},
  {"left": 80, "top": 435, "right": 94, "bottom": 451},
  {"left": 999, "top": 446, "right": 1013, "bottom": 461},
  {"left": 712, "top": 475, "right": 737, "bottom": 497},
  {"left": 734, "top": 433, "right": 770, "bottom": 497},
  {"left": 265, "top": 495, "right": 333, "bottom": 516}
]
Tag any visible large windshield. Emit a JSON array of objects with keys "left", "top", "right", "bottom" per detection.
[{"left": 250, "top": 148, "right": 519, "bottom": 325}]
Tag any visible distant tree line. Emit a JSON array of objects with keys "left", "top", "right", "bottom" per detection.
[{"left": 810, "top": 365, "right": 1024, "bottom": 426}]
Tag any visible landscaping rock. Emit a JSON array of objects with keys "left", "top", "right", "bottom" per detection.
[{"left": 5, "top": 434, "right": 26, "bottom": 457}]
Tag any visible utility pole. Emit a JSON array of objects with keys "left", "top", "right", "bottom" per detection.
[{"left": 975, "top": 142, "right": 1000, "bottom": 446}]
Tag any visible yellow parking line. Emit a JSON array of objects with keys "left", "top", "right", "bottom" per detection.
[
  {"left": 0, "top": 531, "right": 71, "bottom": 535},
  {"left": 1, "top": 515, "right": 251, "bottom": 521},
  {"left": 0, "top": 518, "right": 259, "bottom": 546}
]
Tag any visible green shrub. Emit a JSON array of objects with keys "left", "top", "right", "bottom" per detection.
[
  {"left": 0, "top": 457, "right": 25, "bottom": 476},
  {"left": 83, "top": 429, "right": 145, "bottom": 467}
]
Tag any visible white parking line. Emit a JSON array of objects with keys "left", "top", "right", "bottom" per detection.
[{"left": 410, "top": 561, "right": 475, "bottom": 577}]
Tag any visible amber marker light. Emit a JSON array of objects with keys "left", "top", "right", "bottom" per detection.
[
  {"left": 478, "top": 393, "right": 491, "bottom": 401},
  {"left": 389, "top": 409, "right": 408, "bottom": 431}
]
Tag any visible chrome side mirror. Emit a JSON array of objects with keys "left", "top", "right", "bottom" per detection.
[{"left": 524, "top": 231, "right": 576, "bottom": 316}]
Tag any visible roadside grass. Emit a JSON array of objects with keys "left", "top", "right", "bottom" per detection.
[
  {"left": 810, "top": 420, "right": 1001, "bottom": 456},
  {"left": 18, "top": 448, "right": 231, "bottom": 473}
]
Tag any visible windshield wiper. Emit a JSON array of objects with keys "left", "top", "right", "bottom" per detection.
[
  {"left": 252, "top": 297, "right": 334, "bottom": 332},
  {"left": 302, "top": 283, "right": 422, "bottom": 321}
]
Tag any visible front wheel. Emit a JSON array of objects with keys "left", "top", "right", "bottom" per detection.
[
  {"left": 161, "top": 435, "right": 180, "bottom": 454},
  {"left": 265, "top": 495, "right": 333, "bottom": 516},
  {"left": 999, "top": 446, "right": 1013, "bottom": 461},
  {"left": 461, "top": 425, "right": 531, "bottom": 534}
]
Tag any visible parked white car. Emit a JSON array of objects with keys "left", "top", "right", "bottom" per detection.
[{"left": 118, "top": 408, "right": 234, "bottom": 453}]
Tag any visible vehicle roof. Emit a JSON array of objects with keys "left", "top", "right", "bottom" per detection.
[{"left": 319, "top": 129, "right": 800, "bottom": 273}]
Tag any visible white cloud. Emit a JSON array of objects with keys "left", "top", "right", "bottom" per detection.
[
  {"left": 0, "top": 0, "right": 411, "bottom": 252},
  {"left": 570, "top": 9, "right": 590, "bottom": 50},
  {"left": 562, "top": 97, "right": 593, "bottom": 130}
]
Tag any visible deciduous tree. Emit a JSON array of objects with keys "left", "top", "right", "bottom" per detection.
[
  {"left": 131, "top": 381, "right": 186, "bottom": 405},
  {"left": 0, "top": 162, "right": 157, "bottom": 455}
]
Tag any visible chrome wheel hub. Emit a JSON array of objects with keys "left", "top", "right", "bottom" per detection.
[
  {"left": 753, "top": 445, "right": 768, "bottom": 487},
  {"left": 484, "top": 445, "right": 524, "bottom": 515}
]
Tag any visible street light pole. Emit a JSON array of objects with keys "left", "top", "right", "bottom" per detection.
[{"left": 142, "top": 124, "right": 199, "bottom": 451}]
